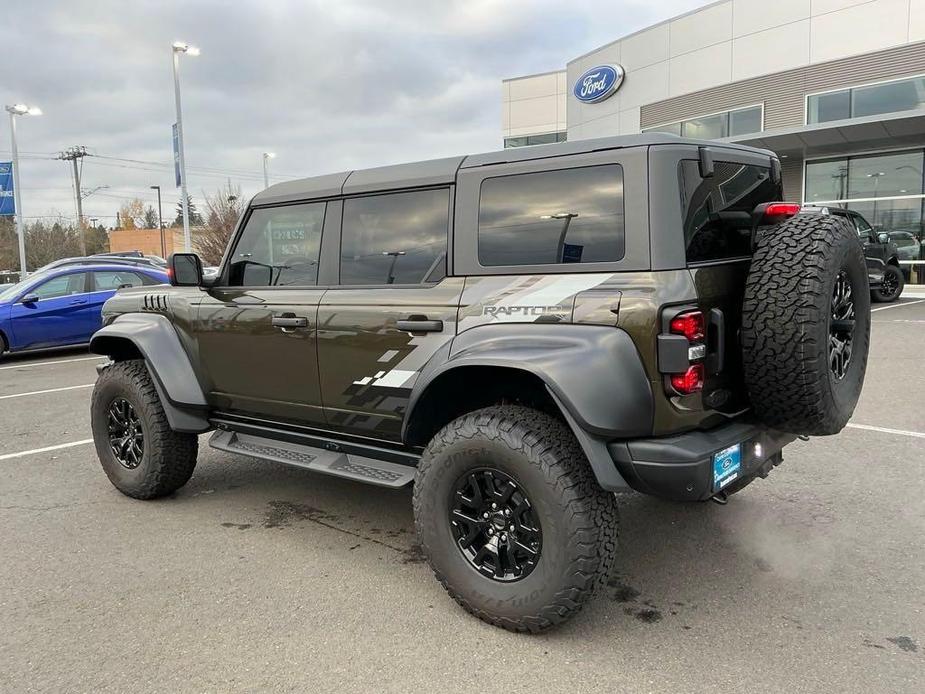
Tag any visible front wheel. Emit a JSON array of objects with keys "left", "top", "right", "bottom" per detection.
[
  {"left": 413, "top": 405, "right": 619, "bottom": 632},
  {"left": 91, "top": 359, "right": 198, "bottom": 499},
  {"left": 872, "top": 264, "right": 904, "bottom": 303}
]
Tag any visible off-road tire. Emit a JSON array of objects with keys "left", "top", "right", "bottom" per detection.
[
  {"left": 413, "top": 405, "right": 619, "bottom": 633},
  {"left": 872, "top": 264, "right": 904, "bottom": 303},
  {"left": 742, "top": 215, "right": 870, "bottom": 436},
  {"left": 91, "top": 359, "right": 198, "bottom": 499}
]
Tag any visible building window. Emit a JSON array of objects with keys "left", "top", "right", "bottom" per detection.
[
  {"left": 478, "top": 165, "right": 625, "bottom": 266},
  {"left": 807, "top": 75, "right": 925, "bottom": 124},
  {"left": 503, "top": 131, "right": 567, "bottom": 148},
  {"left": 643, "top": 105, "right": 763, "bottom": 139},
  {"left": 804, "top": 149, "right": 925, "bottom": 261}
]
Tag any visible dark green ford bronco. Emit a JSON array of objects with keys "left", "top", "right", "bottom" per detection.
[{"left": 89, "top": 134, "right": 870, "bottom": 632}]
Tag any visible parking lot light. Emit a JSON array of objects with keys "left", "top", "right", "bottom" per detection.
[
  {"left": 263, "top": 152, "right": 276, "bottom": 189},
  {"left": 172, "top": 40, "right": 199, "bottom": 252},
  {"left": 5, "top": 102, "right": 42, "bottom": 280}
]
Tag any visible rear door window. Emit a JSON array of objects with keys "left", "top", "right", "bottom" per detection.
[
  {"left": 92, "top": 270, "right": 151, "bottom": 291},
  {"left": 477, "top": 165, "right": 625, "bottom": 266},
  {"left": 339, "top": 188, "right": 449, "bottom": 285},
  {"left": 679, "top": 160, "right": 781, "bottom": 263}
]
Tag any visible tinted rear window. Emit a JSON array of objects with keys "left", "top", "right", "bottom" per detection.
[
  {"left": 679, "top": 160, "right": 781, "bottom": 263},
  {"left": 478, "top": 165, "right": 625, "bottom": 267}
]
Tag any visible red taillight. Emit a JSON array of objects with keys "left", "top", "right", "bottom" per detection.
[
  {"left": 763, "top": 202, "right": 801, "bottom": 222},
  {"left": 671, "top": 364, "right": 704, "bottom": 395},
  {"left": 670, "top": 310, "right": 705, "bottom": 342}
]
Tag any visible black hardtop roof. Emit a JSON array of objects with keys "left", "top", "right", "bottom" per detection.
[{"left": 252, "top": 133, "right": 775, "bottom": 206}]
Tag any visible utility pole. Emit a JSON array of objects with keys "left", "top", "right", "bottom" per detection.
[
  {"left": 57, "top": 146, "right": 89, "bottom": 255},
  {"left": 150, "top": 185, "right": 165, "bottom": 257}
]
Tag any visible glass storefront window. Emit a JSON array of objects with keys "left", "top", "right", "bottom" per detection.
[
  {"left": 729, "top": 106, "right": 762, "bottom": 136},
  {"left": 807, "top": 75, "right": 925, "bottom": 124},
  {"left": 503, "top": 132, "right": 567, "bottom": 148},
  {"left": 847, "top": 151, "right": 924, "bottom": 199},
  {"left": 807, "top": 90, "right": 850, "bottom": 124},
  {"left": 805, "top": 159, "right": 849, "bottom": 202},
  {"left": 846, "top": 199, "right": 925, "bottom": 260},
  {"left": 682, "top": 113, "right": 727, "bottom": 139},
  {"left": 852, "top": 76, "right": 925, "bottom": 119}
]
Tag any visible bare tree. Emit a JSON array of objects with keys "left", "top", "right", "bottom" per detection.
[
  {"left": 197, "top": 183, "right": 245, "bottom": 265},
  {"left": 25, "top": 220, "right": 82, "bottom": 270}
]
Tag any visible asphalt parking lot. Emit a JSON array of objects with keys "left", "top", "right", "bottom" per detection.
[{"left": 1, "top": 300, "right": 923, "bottom": 693}]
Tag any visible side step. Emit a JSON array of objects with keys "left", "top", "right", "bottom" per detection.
[{"left": 209, "top": 430, "right": 416, "bottom": 488}]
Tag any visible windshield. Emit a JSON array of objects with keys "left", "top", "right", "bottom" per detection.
[{"left": 0, "top": 269, "right": 55, "bottom": 302}]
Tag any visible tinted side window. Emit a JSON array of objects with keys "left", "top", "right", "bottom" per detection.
[
  {"left": 340, "top": 189, "right": 449, "bottom": 285},
  {"left": 228, "top": 203, "right": 325, "bottom": 286},
  {"left": 92, "top": 270, "right": 147, "bottom": 291},
  {"left": 478, "top": 165, "right": 625, "bottom": 266},
  {"left": 679, "top": 160, "right": 781, "bottom": 263},
  {"left": 31, "top": 272, "right": 87, "bottom": 300}
]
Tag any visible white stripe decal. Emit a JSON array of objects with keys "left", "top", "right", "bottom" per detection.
[{"left": 374, "top": 369, "right": 417, "bottom": 388}]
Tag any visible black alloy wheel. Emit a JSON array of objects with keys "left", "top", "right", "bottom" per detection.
[
  {"left": 449, "top": 468, "right": 542, "bottom": 582},
  {"left": 108, "top": 397, "right": 144, "bottom": 469},
  {"left": 829, "top": 271, "right": 856, "bottom": 381},
  {"left": 879, "top": 269, "right": 900, "bottom": 299}
]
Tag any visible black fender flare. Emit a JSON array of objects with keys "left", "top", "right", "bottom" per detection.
[
  {"left": 404, "top": 324, "right": 654, "bottom": 491},
  {"left": 89, "top": 314, "right": 210, "bottom": 433}
]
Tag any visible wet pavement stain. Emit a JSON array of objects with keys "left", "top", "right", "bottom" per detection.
[
  {"left": 260, "top": 500, "right": 420, "bottom": 562},
  {"left": 634, "top": 608, "right": 663, "bottom": 624},
  {"left": 606, "top": 575, "right": 665, "bottom": 624},
  {"left": 886, "top": 636, "right": 919, "bottom": 653},
  {"left": 606, "top": 577, "right": 641, "bottom": 603},
  {"left": 220, "top": 522, "right": 252, "bottom": 531}
]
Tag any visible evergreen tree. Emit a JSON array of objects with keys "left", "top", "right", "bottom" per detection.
[{"left": 174, "top": 194, "right": 203, "bottom": 226}]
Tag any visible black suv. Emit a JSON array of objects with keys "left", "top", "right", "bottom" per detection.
[
  {"left": 87, "top": 134, "right": 871, "bottom": 632},
  {"left": 802, "top": 206, "right": 904, "bottom": 302}
]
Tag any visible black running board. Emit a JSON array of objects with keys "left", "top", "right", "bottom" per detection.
[{"left": 209, "top": 430, "right": 416, "bottom": 488}]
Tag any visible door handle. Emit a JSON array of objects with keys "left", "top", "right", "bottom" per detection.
[
  {"left": 272, "top": 315, "right": 309, "bottom": 329},
  {"left": 69, "top": 299, "right": 88, "bottom": 305},
  {"left": 396, "top": 318, "right": 443, "bottom": 333}
]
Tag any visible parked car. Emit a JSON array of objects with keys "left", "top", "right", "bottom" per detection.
[
  {"left": 801, "top": 206, "right": 904, "bottom": 302},
  {"left": 88, "top": 134, "right": 871, "bottom": 632},
  {"left": 0, "top": 263, "right": 168, "bottom": 359},
  {"left": 885, "top": 230, "right": 924, "bottom": 261},
  {"left": 93, "top": 251, "right": 168, "bottom": 267}
]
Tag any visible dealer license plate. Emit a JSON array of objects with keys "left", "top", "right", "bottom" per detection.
[{"left": 713, "top": 443, "right": 742, "bottom": 491}]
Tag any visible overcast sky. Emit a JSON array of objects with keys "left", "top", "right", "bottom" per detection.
[{"left": 2, "top": 0, "right": 706, "bottom": 225}]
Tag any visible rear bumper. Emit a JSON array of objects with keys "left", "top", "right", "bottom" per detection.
[{"left": 608, "top": 419, "right": 797, "bottom": 501}]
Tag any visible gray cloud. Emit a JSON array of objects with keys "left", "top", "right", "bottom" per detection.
[{"left": 1, "top": 0, "right": 706, "bottom": 223}]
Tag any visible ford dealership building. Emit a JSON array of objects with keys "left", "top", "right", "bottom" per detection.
[{"left": 502, "top": 0, "right": 925, "bottom": 271}]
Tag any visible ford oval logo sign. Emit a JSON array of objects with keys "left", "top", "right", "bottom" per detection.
[{"left": 574, "top": 64, "right": 624, "bottom": 104}]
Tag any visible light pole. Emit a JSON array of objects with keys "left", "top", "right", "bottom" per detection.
[
  {"left": 541, "top": 212, "right": 579, "bottom": 262},
  {"left": 5, "top": 103, "right": 42, "bottom": 280},
  {"left": 172, "top": 41, "right": 199, "bottom": 252},
  {"left": 150, "top": 185, "right": 165, "bottom": 257},
  {"left": 382, "top": 250, "right": 406, "bottom": 284},
  {"left": 867, "top": 172, "right": 885, "bottom": 225},
  {"left": 263, "top": 152, "right": 276, "bottom": 189}
]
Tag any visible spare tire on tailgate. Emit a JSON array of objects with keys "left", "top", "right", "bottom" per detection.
[{"left": 741, "top": 214, "right": 870, "bottom": 436}]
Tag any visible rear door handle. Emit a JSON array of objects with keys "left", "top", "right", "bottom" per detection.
[
  {"left": 272, "top": 315, "right": 309, "bottom": 329},
  {"left": 69, "top": 299, "right": 88, "bottom": 305},
  {"left": 396, "top": 319, "right": 443, "bottom": 333}
]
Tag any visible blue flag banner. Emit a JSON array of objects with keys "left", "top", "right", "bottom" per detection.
[
  {"left": 0, "top": 161, "right": 14, "bottom": 216},
  {"left": 172, "top": 123, "right": 181, "bottom": 188}
]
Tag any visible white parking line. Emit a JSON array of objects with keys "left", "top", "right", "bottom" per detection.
[
  {"left": 846, "top": 423, "right": 925, "bottom": 439},
  {"left": 0, "top": 439, "right": 93, "bottom": 462},
  {"left": 871, "top": 298, "right": 925, "bottom": 312},
  {"left": 0, "top": 384, "right": 93, "bottom": 400},
  {"left": 0, "top": 356, "right": 105, "bottom": 371}
]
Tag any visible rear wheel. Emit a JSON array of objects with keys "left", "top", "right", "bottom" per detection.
[
  {"left": 91, "top": 359, "right": 198, "bottom": 499},
  {"left": 872, "top": 264, "right": 904, "bottom": 303},
  {"left": 413, "top": 405, "right": 618, "bottom": 632},
  {"left": 742, "top": 214, "right": 871, "bottom": 436}
]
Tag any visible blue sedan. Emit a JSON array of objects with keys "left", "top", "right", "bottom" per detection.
[{"left": 0, "top": 263, "right": 168, "bottom": 358}]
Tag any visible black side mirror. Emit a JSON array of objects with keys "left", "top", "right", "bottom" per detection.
[
  {"left": 20, "top": 294, "right": 39, "bottom": 304},
  {"left": 877, "top": 232, "right": 890, "bottom": 244},
  {"left": 168, "top": 253, "right": 203, "bottom": 287}
]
